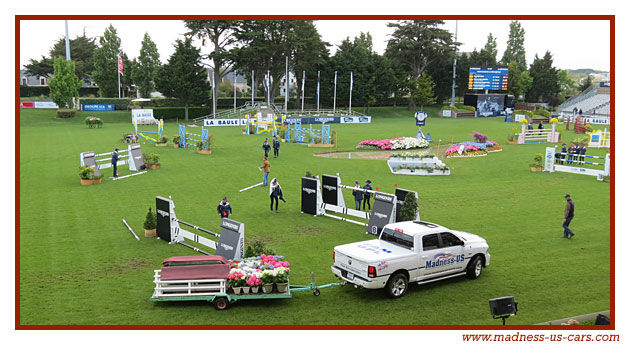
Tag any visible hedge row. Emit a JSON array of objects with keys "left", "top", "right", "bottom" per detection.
[{"left": 20, "top": 86, "right": 99, "bottom": 98}]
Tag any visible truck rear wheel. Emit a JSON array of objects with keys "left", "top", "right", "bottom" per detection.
[
  {"left": 466, "top": 256, "right": 483, "bottom": 279},
  {"left": 214, "top": 297, "right": 229, "bottom": 310},
  {"left": 385, "top": 273, "right": 408, "bottom": 298}
]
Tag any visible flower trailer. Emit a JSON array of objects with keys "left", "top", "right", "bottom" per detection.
[{"left": 150, "top": 255, "right": 344, "bottom": 310}]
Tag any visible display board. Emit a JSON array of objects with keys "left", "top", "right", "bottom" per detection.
[
  {"left": 301, "top": 177, "right": 319, "bottom": 215},
  {"left": 366, "top": 192, "right": 397, "bottom": 236},
  {"left": 477, "top": 94, "right": 506, "bottom": 117},
  {"left": 468, "top": 66, "right": 509, "bottom": 90}
]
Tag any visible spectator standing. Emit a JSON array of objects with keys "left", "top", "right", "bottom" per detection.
[
  {"left": 560, "top": 144, "right": 567, "bottom": 165},
  {"left": 111, "top": 148, "right": 119, "bottom": 177},
  {"left": 362, "top": 180, "right": 373, "bottom": 211},
  {"left": 538, "top": 122, "right": 544, "bottom": 134},
  {"left": 269, "top": 178, "right": 286, "bottom": 212},
  {"left": 272, "top": 136, "right": 280, "bottom": 158},
  {"left": 579, "top": 144, "right": 587, "bottom": 165},
  {"left": 352, "top": 181, "right": 363, "bottom": 210},
  {"left": 562, "top": 194, "right": 575, "bottom": 239},
  {"left": 259, "top": 156, "right": 270, "bottom": 186},
  {"left": 262, "top": 138, "right": 271, "bottom": 158},
  {"left": 217, "top": 197, "right": 232, "bottom": 218}
]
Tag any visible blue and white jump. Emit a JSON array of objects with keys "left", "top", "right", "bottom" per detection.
[
  {"left": 543, "top": 147, "right": 610, "bottom": 180},
  {"left": 179, "top": 125, "right": 209, "bottom": 150}
]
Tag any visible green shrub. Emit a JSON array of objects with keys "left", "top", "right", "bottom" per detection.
[
  {"left": 78, "top": 166, "right": 100, "bottom": 180},
  {"left": 532, "top": 109, "right": 551, "bottom": 118},
  {"left": 400, "top": 193, "right": 419, "bottom": 221},
  {"left": 143, "top": 208, "right": 157, "bottom": 230},
  {"left": 56, "top": 109, "right": 76, "bottom": 118},
  {"left": 158, "top": 136, "right": 168, "bottom": 144},
  {"left": 514, "top": 109, "right": 533, "bottom": 116},
  {"left": 457, "top": 105, "right": 476, "bottom": 112},
  {"left": 530, "top": 153, "right": 544, "bottom": 168},
  {"left": 441, "top": 105, "right": 457, "bottom": 112},
  {"left": 244, "top": 240, "right": 276, "bottom": 258},
  {"left": 143, "top": 153, "right": 160, "bottom": 165}
]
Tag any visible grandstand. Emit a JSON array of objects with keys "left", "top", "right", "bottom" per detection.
[{"left": 557, "top": 84, "right": 610, "bottom": 116}]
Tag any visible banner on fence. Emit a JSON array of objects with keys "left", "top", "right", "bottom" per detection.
[
  {"left": 287, "top": 116, "right": 371, "bottom": 125},
  {"left": 20, "top": 101, "right": 34, "bottom": 108},
  {"left": 204, "top": 118, "right": 248, "bottom": 127},
  {"left": 33, "top": 101, "right": 59, "bottom": 109},
  {"left": 584, "top": 117, "right": 610, "bottom": 125},
  {"left": 131, "top": 109, "right": 156, "bottom": 124},
  {"left": 82, "top": 104, "right": 114, "bottom": 111}
]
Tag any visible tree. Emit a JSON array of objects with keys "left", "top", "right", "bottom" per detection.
[
  {"left": 184, "top": 20, "right": 239, "bottom": 105},
  {"left": 399, "top": 192, "right": 419, "bottom": 221},
  {"left": 526, "top": 51, "right": 560, "bottom": 102},
  {"left": 507, "top": 61, "right": 524, "bottom": 100},
  {"left": 291, "top": 21, "right": 330, "bottom": 108},
  {"left": 132, "top": 33, "right": 161, "bottom": 98},
  {"left": 155, "top": 38, "right": 210, "bottom": 121},
  {"left": 520, "top": 70, "right": 534, "bottom": 99},
  {"left": 386, "top": 20, "right": 457, "bottom": 78},
  {"left": 500, "top": 21, "right": 527, "bottom": 71},
  {"left": 48, "top": 57, "right": 81, "bottom": 108},
  {"left": 578, "top": 75, "right": 594, "bottom": 92},
  {"left": 410, "top": 72, "right": 437, "bottom": 111},
  {"left": 479, "top": 33, "right": 498, "bottom": 66},
  {"left": 24, "top": 33, "right": 97, "bottom": 82},
  {"left": 558, "top": 69, "right": 577, "bottom": 102},
  {"left": 92, "top": 25, "right": 123, "bottom": 97}
]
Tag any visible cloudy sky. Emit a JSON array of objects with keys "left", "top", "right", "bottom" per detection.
[{"left": 19, "top": 19, "right": 610, "bottom": 72}]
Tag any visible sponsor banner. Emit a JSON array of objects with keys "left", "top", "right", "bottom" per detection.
[
  {"left": 82, "top": 104, "right": 115, "bottom": 111},
  {"left": 600, "top": 81, "right": 610, "bottom": 87},
  {"left": 33, "top": 101, "right": 59, "bottom": 109},
  {"left": 131, "top": 109, "right": 156, "bottom": 123},
  {"left": 322, "top": 174, "right": 339, "bottom": 205},
  {"left": 20, "top": 101, "right": 34, "bottom": 108},
  {"left": 288, "top": 116, "right": 372, "bottom": 124},
  {"left": 216, "top": 219, "right": 243, "bottom": 260},
  {"left": 514, "top": 114, "right": 527, "bottom": 123},
  {"left": 301, "top": 177, "right": 319, "bottom": 215},
  {"left": 203, "top": 118, "right": 248, "bottom": 127},
  {"left": 476, "top": 94, "right": 505, "bottom": 117},
  {"left": 585, "top": 117, "right": 610, "bottom": 125},
  {"left": 443, "top": 109, "right": 452, "bottom": 117},
  {"left": 367, "top": 192, "right": 396, "bottom": 236},
  {"left": 156, "top": 196, "right": 173, "bottom": 242}
]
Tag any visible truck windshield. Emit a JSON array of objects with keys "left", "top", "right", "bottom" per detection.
[{"left": 380, "top": 228, "right": 414, "bottom": 250}]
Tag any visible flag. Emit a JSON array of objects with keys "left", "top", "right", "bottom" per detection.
[{"left": 118, "top": 56, "right": 123, "bottom": 76}]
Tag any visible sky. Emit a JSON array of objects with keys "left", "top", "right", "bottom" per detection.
[{"left": 19, "top": 19, "right": 610, "bottom": 72}]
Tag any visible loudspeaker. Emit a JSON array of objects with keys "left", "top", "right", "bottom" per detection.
[
  {"left": 489, "top": 296, "right": 517, "bottom": 316},
  {"left": 595, "top": 314, "right": 610, "bottom": 325}
]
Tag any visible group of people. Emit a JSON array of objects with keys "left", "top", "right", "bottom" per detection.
[
  {"left": 262, "top": 136, "right": 281, "bottom": 159},
  {"left": 351, "top": 180, "right": 373, "bottom": 211},
  {"left": 555, "top": 143, "right": 588, "bottom": 165}
]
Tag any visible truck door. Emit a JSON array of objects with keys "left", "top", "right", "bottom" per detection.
[
  {"left": 438, "top": 232, "right": 467, "bottom": 271},
  {"left": 419, "top": 233, "right": 449, "bottom": 279}
]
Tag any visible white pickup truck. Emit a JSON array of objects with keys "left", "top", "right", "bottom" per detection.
[{"left": 331, "top": 221, "right": 490, "bottom": 298}]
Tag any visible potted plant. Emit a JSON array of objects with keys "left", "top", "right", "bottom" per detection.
[
  {"left": 246, "top": 273, "right": 262, "bottom": 294},
  {"left": 142, "top": 153, "right": 160, "bottom": 169},
  {"left": 143, "top": 208, "right": 157, "bottom": 237},
  {"left": 197, "top": 134, "right": 214, "bottom": 154},
  {"left": 85, "top": 116, "right": 103, "bottom": 128},
  {"left": 228, "top": 271, "right": 246, "bottom": 294},
  {"left": 275, "top": 268, "right": 290, "bottom": 293},
  {"left": 530, "top": 153, "right": 544, "bottom": 172},
  {"left": 79, "top": 166, "right": 102, "bottom": 185},
  {"left": 277, "top": 127, "right": 286, "bottom": 142},
  {"left": 156, "top": 136, "right": 168, "bottom": 147},
  {"left": 172, "top": 135, "right": 180, "bottom": 148},
  {"left": 261, "top": 272, "right": 274, "bottom": 293},
  {"left": 507, "top": 127, "right": 520, "bottom": 144}
]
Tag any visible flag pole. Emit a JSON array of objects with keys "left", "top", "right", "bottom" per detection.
[
  {"left": 285, "top": 56, "right": 289, "bottom": 112},
  {"left": 117, "top": 55, "right": 121, "bottom": 99},
  {"left": 251, "top": 70, "right": 255, "bottom": 105},
  {"left": 316, "top": 70, "right": 320, "bottom": 112},
  {"left": 333, "top": 71, "right": 337, "bottom": 113},
  {"left": 349, "top": 71, "right": 353, "bottom": 114},
  {"left": 301, "top": 71, "right": 305, "bottom": 113},
  {"left": 234, "top": 71, "right": 237, "bottom": 111}
]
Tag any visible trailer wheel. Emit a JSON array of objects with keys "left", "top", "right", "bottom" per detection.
[
  {"left": 214, "top": 297, "right": 229, "bottom": 310},
  {"left": 313, "top": 289, "right": 321, "bottom": 296}
]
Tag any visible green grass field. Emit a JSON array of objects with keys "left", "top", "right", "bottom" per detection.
[{"left": 19, "top": 106, "right": 611, "bottom": 325}]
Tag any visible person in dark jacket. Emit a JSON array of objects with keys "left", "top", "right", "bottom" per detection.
[
  {"left": 111, "top": 148, "right": 119, "bottom": 177},
  {"left": 269, "top": 178, "right": 286, "bottom": 212},
  {"left": 217, "top": 197, "right": 232, "bottom": 218},
  {"left": 538, "top": 122, "right": 544, "bottom": 134},
  {"left": 579, "top": 144, "right": 587, "bottom": 165},
  {"left": 560, "top": 143, "right": 567, "bottom": 165},
  {"left": 262, "top": 138, "right": 271, "bottom": 158},
  {"left": 352, "top": 181, "right": 363, "bottom": 210},
  {"left": 562, "top": 194, "right": 575, "bottom": 239},
  {"left": 272, "top": 136, "right": 280, "bottom": 158},
  {"left": 362, "top": 180, "right": 373, "bottom": 211}
]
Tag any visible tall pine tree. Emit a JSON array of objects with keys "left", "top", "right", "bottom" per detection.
[
  {"left": 526, "top": 51, "right": 560, "bottom": 103},
  {"left": 501, "top": 21, "right": 527, "bottom": 71},
  {"left": 48, "top": 57, "right": 81, "bottom": 108},
  {"left": 132, "top": 33, "right": 161, "bottom": 98},
  {"left": 92, "top": 25, "right": 123, "bottom": 97},
  {"left": 155, "top": 38, "right": 210, "bottom": 121}
]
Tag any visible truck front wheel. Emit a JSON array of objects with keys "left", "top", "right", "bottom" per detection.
[
  {"left": 466, "top": 256, "right": 483, "bottom": 279},
  {"left": 385, "top": 273, "right": 408, "bottom": 298}
]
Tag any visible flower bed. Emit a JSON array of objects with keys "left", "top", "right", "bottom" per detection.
[
  {"left": 485, "top": 141, "right": 503, "bottom": 152},
  {"left": 357, "top": 137, "right": 429, "bottom": 150},
  {"left": 445, "top": 142, "right": 488, "bottom": 158},
  {"left": 228, "top": 254, "right": 290, "bottom": 293},
  {"left": 85, "top": 116, "right": 103, "bottom": 128}
]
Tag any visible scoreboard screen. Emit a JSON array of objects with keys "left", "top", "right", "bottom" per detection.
[{"left": 468, "top": 66, "right": 509, "bottom": 90}]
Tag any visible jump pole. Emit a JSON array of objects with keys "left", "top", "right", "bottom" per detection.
[
  {"left": 239, "top": 182, "right": 264, "bottom": 192},
  {"left": 122, "top": 219, "right": 141, "bottom": 241},
  {"left": 112, "top": 170, "right": 148, "bottom": 180}
]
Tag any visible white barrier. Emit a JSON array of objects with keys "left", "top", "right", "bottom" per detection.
[
  {"left": 80, "top": 144, "right": 146, "bottom": 179},
  {"left": 543, "top": 147, "right": 610, "bottom": 180}
]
